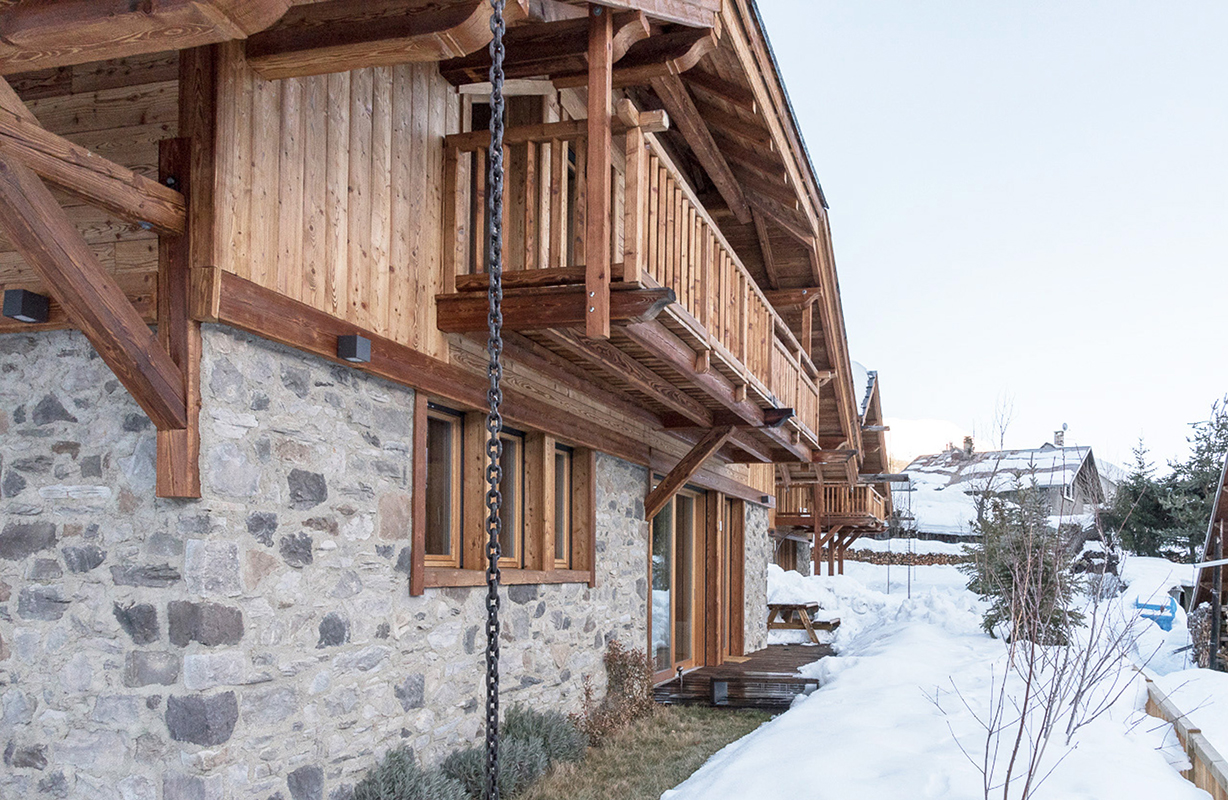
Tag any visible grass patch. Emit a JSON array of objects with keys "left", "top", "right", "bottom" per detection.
[{"left": 522, "top": 705, "right": 771, "bottom": 800}]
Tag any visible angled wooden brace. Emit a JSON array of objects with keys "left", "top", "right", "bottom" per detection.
[{"left": 645, "top": 425, "right": 736, "bottom": 520}]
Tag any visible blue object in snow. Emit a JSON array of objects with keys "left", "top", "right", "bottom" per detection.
[{"left": 1134, "top": 596, "right": 1178, "bottom": 632}]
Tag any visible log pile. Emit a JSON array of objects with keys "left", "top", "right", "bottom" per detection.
[{"left": 825, "top": 548, "right": 970, "bottom": 567}]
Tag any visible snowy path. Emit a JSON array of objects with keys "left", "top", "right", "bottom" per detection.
[{"left": 663, "top": 562, "right": 1205, "bottom": 800}]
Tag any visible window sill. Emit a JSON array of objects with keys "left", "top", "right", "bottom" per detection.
[{"left": 424, "top": 567, "right": 593, "bottom": 588}]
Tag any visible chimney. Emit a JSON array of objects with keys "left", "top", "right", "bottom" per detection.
[
  {"left": 1054, "top": 430, "right": 1064, "bottom": 447},
  {"left": 963, "top": 435, "right": 974, "bottom": 456}
]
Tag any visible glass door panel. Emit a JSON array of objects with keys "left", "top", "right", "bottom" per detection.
[
  {"left": 673, "top": 495, "right": 695, "bottom": 666},
  {"left": 651, "top": 503, "right": 674, "bottom": 673}
]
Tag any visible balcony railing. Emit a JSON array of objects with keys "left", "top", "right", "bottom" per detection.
[
  {"left": 441, "top": 115, "right": 823, "bottom": 447},
  {"left": 778, "top": 484, "right": 888, "bottom": 524}
]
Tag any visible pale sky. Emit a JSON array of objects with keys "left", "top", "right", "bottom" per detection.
[{"left": 758, "top": 1, "right": 1228, "bottom": 471}]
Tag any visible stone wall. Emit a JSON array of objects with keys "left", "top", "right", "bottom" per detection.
[
  {"left": 0, "top": 326, "right": 648, "bottom": 800},
  {"left": 742, "top": 504, "right": 770, "bottom": 655}
]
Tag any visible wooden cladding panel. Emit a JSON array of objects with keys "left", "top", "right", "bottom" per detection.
[
  {"left": 213, "top": 50, "right": 458, "bottom": 359},
  {"left": 0, "top": 56, "right": 174, "bottom": 305}
]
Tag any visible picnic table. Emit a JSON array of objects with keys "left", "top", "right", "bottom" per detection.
[{"left": 767, "top": 602, "right": 840, "bottom": 644}]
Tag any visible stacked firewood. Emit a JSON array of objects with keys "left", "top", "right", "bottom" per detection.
[{"left": 834, "top": 549, "right": 971, "bottom": 567}]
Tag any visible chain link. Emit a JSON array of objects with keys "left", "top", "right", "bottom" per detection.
[{"left": 484, "top": 2, "right": 507, "bottom": 799}]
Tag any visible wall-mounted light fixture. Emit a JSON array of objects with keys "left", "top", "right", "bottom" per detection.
[
  {"left": 337, "top": 334, "right": 371, "bottom": 363},
  {"left": 2, "top": 289, "right": 50, "bottom": 324}
]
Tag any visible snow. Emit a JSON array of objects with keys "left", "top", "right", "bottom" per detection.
[
  {"left": 1155, "top": 669, "right": 1228, "bottom": 764},
  {"left": 664, "top": 561, "right": 1202, "bottom": 800},
  {"left": 847, "top": 537, "right": 970, "bottom": 556}
]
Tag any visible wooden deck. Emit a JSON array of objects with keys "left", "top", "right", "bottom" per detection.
[{"left": 653, "top": 644, "right": 833, "bottom": 712}]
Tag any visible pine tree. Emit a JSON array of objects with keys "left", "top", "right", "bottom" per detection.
[
  {"left": 1163, "top": 398, "right": 1228, "bottom": 561},
  {"left": 961, "top": 478, "right": 1083, "bottom": 644},
  {"left": 1100, "top": 440, "right": 1173, "bottom": 557}
]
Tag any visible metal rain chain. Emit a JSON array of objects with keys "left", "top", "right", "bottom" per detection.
[{"left": 483, "top": 1, "right": 508, "bottom": 799}]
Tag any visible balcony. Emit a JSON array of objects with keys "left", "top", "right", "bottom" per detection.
[
  {"left": 435, "top": 110, "right": 824, "bottom": 464},
  {"left": 774, "top": 484, "right": 889, "bottom": 533}
]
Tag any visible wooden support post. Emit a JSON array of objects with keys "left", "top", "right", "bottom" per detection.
[
  {"left": 0, "top": 154, "right": 187, "bottom": 431},
  {"left": 1213, "top": 522, "right": 1223, "bottom": 670},
  {"left": 585, "top": 4, "right": 613, "bottom": 338},
  {"left": 645, "top": 425, "right": 735, "bottom": 520},
  {"left": 155, "top": 139, "right": 202, "bottom": 498},
  {"left": 410, "top": 392, "right": 428, "bottom": 596}
]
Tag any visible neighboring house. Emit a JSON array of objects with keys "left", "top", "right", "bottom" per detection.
[
  {"left": 903, "top": 435, "right": 1109, "bottom": 542},
  {"left": 773, "top": 362, "right": 892, "bottom": 574},
  {"left": 0, "top": 1, "right": 879, "bottom": 797}
]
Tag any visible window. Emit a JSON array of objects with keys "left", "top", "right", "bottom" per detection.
[
  {"left": 424, "top": 405, "right": 463, "bottom": 567},
  {"left": 554, "top": 445, "right": 573, "bottom": 569},
  {"left": 497, "top": 429, "right": 526, "bottom": 568},
  {"left": 412, "top": 400, "right": 594, "bottom": 592}
]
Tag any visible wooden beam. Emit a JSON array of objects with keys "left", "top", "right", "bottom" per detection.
[
  {"left": 0, "top": 0, "right": 292, "bottom": 74},
  {"left": 715, "top": 132, "right": 788, "bottom": 182},
  {"left": 586, "top": 4, "right": 614, "bottom": 339},
  {"left": 696, "top": 98, "right": 774, "bottom": 150},
  {"left": 0, "top": 154, "right": 186, "bottom": 430},
  {"left": 247, "top": 0, "right": 531, "bottom": 80},
  {"left": 438, "top": 8, "right": 645, "bottom": 85},
  {"left": 0, "top": 80, "right": 186, "bottom": 235},
  {"left": 0, "top": 273, "right": 155, "bottom": 334},
  {"left": 154, "top": 139, "right": 201, "bottom": 499},
  {"left": 764, "top": 287, "right": 821, "bottom": 309},
  {"left": 195, "top": 267, "right": 651, "bottom": 465},
  {"left": 813, "top": 449, "right": 858, "bottom": 463},
  {"left": 587, "top": 0, "right": 717, "bottom": 28},
  {"left": 645, "top": 425, "right": 735, "bottom": 519},
  {"left": 685, "top": 69, "right": 756, "bottom": 113},
  {"left": 537, "top": 326, "right": 713, "bottom": 427},
  {"left": 623, "top": 319, "right": 811, "bottom": 462},
  {"left": 444, "top": 112, "right": 667, "bottom": 150},
  {"left": 454, "top": 263, "right": 626, "bottom": 291},
  {"left": 752, "top": 210, "right": 779, "bottom": 290},
  {"left": 650, "top": 73, "right": 751, "bottom": 224},
  {"left": 660, "top": 407, "right": 792, "bottom": 430},
  {"left": 435, "top": 285, "right": 673, "bottom": 333},
  {"left": 553, "top": 26, "right": 716, "bottom": 89},
  {"left": 745, "top": 192, "right": 812, "bottom": 243}
]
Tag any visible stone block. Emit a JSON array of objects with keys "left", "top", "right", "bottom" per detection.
[
  {"left": 246, "top": 512, "right": 278, "bottom": 546},
  {"left": 111, "top": 564, "right": 181, "bottom": 588},
  {"left": 32, "top": 394, "right": 77, "bottom": 425},
  {"left": 114, "top": 603, "right": 159, "bottom": 644},
  {"left": 279, "top": 533, "right": 313, "bottom": 568},
  {"left": 317, "top": 612, "right": 349, "bottom": 648},
  {"left": 183, "top": 652, "right": 247, "bottom": 691},
  {"left": 92, "top": 695, "right": 143, "bottom": 726},
  {"left": 57, "top": 729, "right": 127, "bottom": 770},
  {"left": 63, "top": 544, "right": 106, "bottom": 573},
  {"left": 165, "top": 692, "right": 239, "bottom": 746},
  {"left": 17, "top": 586, "right": 70, "bottom": 620},
  {"left": 27, "top": 558, "right": 62, "bottom": 581},
  {"left": 0, "top": 521, "right": 56, "bottom": 560},
  {"left": 288, "top": 469, "right": 328, "bottom": 509},
  {"left": 206, "top": 442, "right": 259, "bottom": 498},
  {"left": 378, "top": 492, "right": 411, "bottom": 540},
  {"left": 3, "top": 741, "right": 47, "bottom": 769},
  {"left": 167, "top": 601, "right": 244, "bottom": 647},
  {"left": 240, "top": 685, "right": 297, "bottom": 727},
  {"left": 287, "top": 764, "right": 323, "bottom": 800},
  {"left": 124, "top": 651, "right": 180, "bottom": 687},
  {"left": 185, "top": 540, "right": 242, "bottom": 597},
  {"left": 117, "top": 775, "right": 156, "bottom": 800},
  {"left": 163, "top": 773, "right": 223, "bottom": 800},
  {"left": 395, "top": 674, "right": 425, "bottom": 711}
]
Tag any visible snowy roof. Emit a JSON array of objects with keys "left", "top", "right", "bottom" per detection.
[
  {"left": 899, "top": 443, "right": 1098, "bottom": 536},
  {"left": 905, "top": 444, "right": 1093, "bottom": 492},
  {"left": 851, "top": 361, "right": 872, "bottom": 418}
]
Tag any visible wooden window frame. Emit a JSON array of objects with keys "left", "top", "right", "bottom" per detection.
[
  {"left": 496, "top": 427, "right": 527, "bottom": 569},
  {"left": 422, "top": 403, "right": 464, "bottom": 570},
  {"left": 553, "top": 444, "right": 574, "bottom": 570},
  {"left": 411, "top": 400, "right": 596, "bottom": 595}
]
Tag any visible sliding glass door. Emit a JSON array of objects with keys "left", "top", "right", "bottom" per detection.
[{"left": 650, "top": 488, "right": 703, "bottom": 678}]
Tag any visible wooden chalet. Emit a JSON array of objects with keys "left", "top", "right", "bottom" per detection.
[
  {"left": 772, "top": 368, "right": 893, "bottom": 575},
  {"left": 1190, "top": 449, "right": 1228, "bottom": 665},
  {"left": 0, "top": 0, "right": 888, "bottom": 792}
]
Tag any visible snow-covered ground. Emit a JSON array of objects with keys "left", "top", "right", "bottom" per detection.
[{"left": 665, "top": 560, "right": 1202, "bottom": 800}]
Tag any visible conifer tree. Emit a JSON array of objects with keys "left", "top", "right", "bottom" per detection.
[{"left": 1100, "top": 440, "right": 1172, "bottom": 557}]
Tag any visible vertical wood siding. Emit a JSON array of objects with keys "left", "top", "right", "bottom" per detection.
[{"left": 214, "top": 49, "right": 458, "bottom": 360}]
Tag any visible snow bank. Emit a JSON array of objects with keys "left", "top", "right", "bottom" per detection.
[
  {"left": 1155, "top": 668, "right": 1228, "bottom": 764},
  {"left": 664, "top": 562, "right": 1201, "bottom": 800}
]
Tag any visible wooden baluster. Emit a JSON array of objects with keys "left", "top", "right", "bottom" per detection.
[
  {"left": 538, "top": 140, "right": 551, "bottom": 270},
  {"left": 573, "top": 141, "right": 587, "bottom": 266},
  {"left": 442, "top": 146, "right": 463, "bottom": 293},
  {"left": 646, "top": 156, "right": 659, "bottom": 282},
  {"left": 549, "top": 139, "right": 564, "bottom": 267},
  {"left": 680, "top": 202, "right": 690, "bottom": 313},
  {"left": 472, "top": 147, "right": 486, "bottom": 274},
  {"left": 664, "top": 175, "right": 676, "bottom": 296},
  {"left": 623, "top": 127, "right": 646, "bottom": 284},
  {"left": 524, "top": 140, "right": 537, "bottom": 270}
]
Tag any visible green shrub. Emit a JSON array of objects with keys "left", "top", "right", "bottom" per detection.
[
  {"left": 503, "top": 705, "right": 586, "bottom": 765},
  {"left": 353, "top": 747, "right": 468, "bottom": 800},
  {"left": 441, "top": 737, "right": 548, "bottom": 799}
]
